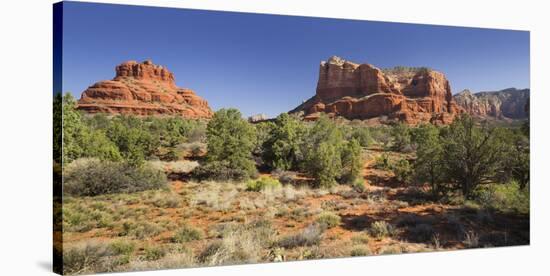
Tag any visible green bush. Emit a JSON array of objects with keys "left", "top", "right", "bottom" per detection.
[
  {"left": 172, "top": 225, "right": 204, "bottom": 243},
  {"left": 390, "top": 123, "right": 412, "bottom": 152},
  {"left": 63, "top": 159, "right": 167, "bottom": 196},
  {"left": 109, "top": 240, "right": 135, "bottom": 256},
  {"left": 351, "top": 178, "right": 366, "bottom": 193},
  {"left": 341, "top": 139, "right": 363, "bottom": 184},
  {"left": 144, "top": 245, "right": 167, "bottom": 261},
  {"left": 204, "top": 109, "right": 257, "bottom": 180},
  {"left": 441, "top": 114, "right": 510, "bottom": 198},
  {"left": 316, "top": 212, "right": 341, "bottom": 228},
  {"left": 301, "top": 115, "right": 345, "bottom": 188},
  {"left": 374, "top": 153, "right": 391, "bottom": 170},
  {"left": 193, "top": 160, "right": 257, "bottom": 181},
  {"left": 261, "top": 113, "right": 305, "bottom": 170},
  {"left": 473, "top": 181, "right": 529, "bottom": 214},
  {"left": 413, "top": 124, "right": 447, "bottom": 199},
  {"left": 350, "top": 127, "right": 372, "bottom": 147},
  {"left": 246, "top": 176, "right": 282, "bottom": 192},
  {"left": 391, "top": 158, "right": 412, "bottom": 184}
]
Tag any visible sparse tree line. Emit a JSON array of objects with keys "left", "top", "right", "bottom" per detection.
[
  {"left": 382, "top": 116, "right": 529, "bottom": 200},
  {"left": 56, "top": 93, "right": 529, "bottom": 201}
]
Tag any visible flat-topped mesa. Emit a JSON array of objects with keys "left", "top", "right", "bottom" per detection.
[
  {"left": 291, "top": 56, "right": 461, "bottom": 124},
  {"left": 77, "top": 60, "right": 213, "bottom": 119}
]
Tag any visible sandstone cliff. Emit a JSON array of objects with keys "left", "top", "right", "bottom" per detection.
[
  {"left": 290, "top": 56, "right": 460, "bottom": 124},
  {"left": 77, "top": 60, "right": 213, "bottom": 119},
  {"left": 453, "top": 88, "right": 530, "bottom": 119}
]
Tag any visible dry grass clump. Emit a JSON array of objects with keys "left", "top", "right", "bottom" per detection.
[
  {"left": 277, "top": 224, "right": 325, "bottom": 249},
  {"left": 148, "top": 192, "right": 181, "bottom": 208},
  {"left": 190, "top": 181, "right": 239, "bottom": 211},
  {"left": 198, "top": 220, "right": 275, "bottom": 265},
  {"left": 369, "top": 221, "right": 396, "bottom": 239},
  {"left": 148, "top": 160, "right": 199, "bottom": 174},
  {"left": 350, "top": 245, "right": 372, "bottom": 256},
  {"left": 120, "top": 221, "right": 163, "bottom": 239}
]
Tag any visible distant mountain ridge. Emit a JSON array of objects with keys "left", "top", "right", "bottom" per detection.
[{"left": 453, "top": 88, "right": 530, "bottom": 119}]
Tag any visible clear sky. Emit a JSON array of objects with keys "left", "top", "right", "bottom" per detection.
[{"left": 59, "top": 1, "right": 530, "bottom": 117}]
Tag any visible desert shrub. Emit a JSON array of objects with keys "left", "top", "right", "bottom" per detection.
[
  {"left": 126, "top": 221, "right": 163, "bottom": 239},
  {"left": 472, "top": 181, "right": 529, "bottom": 214},
  {"left": 351, "top": 178, "right": 366, "bottom": 193},
  {"left": 379, "top": 245, "right": 403, "bottom": 255},
  {"left": 351, "top": 232, "right": 370, "bottom": 244},
  {"left": 172, "top": 225, "right": 204, "bottom": 243},
  {"left": 374, "top": 153, "right": 391, "bottom": 170},
  {"left": 391, "top": 158, "right": 413, "bottom": 184},
  {"left": 198, "top": 220, "right": 275, "bottom": 265},
  {"left": 144, "top": 245, "right": 167, "bottom": 261},
  {"left": 368, "top": 126, "right": 392, "bottom": 147},
  {"left": 441, "top": 114, "right": 510, "bottom": 198},
  {"left": 350, "top": 127, "right": 372, "bottom": 147},
  {"left": 369, "top": 221, "right": 395, "bottom": 239},
  {"left": 307, "top": 142, "right": 342, "bottom": 188},
  {"left": 63, "top": 242, "right": 112, "bottom": 274},
  {"left": 277, "top": 224, "right": 324, "bottom": 249},
  {"left": 463, "top": 230, "right": 480, "bottom": 248},
  {"left": 253, "top": 121, "right": 275, "bottom": 156},
  {"left": 193, "top": 160, "right": 256, "bottom": 181},
  {"left": 341, "top": 138, "right": 363, "bottom": 184},
  {"left": 109, "top": 240, "right": 135, "bottom": 256},
  {"left": 150, "top": 193, "right": 181, "bottom": 208},
  {"left": 316, "top": 212, "right": 341, "bottom": 228},
  {"left": 500, "top": 130, "right": 530, "bottom": 189},
  {"left": 390, "top": 123, "right": 412, "bottom": 152},
  {"left": 61, "top": 94, "right": 122, "bottom": 163},
  {"left": 261, "top": 113, "right": 305, "bottom": 170},
  {"left": 106, "top": 116, "right": 160, "bottom": 166},
  {"left": 413, "top": 124, "right": 447, "bottom": 199},
  {"left": 246, "top": 176, "right": 282, "bottom": 192},
  {"left": 273, "top": 169, "right": 296, "bottom": 184},
  {"left": 148, "top": 160, "right": 199, "bottom": 174},
  {"left": 301, "top": 115, "right": 346, "bottom": 188},
  {"left": 204, "top": 108, "right": 257, "bottom": 180},
  {"left": 350, "top": 245, "right": 372, "bottom": 256},
  {"left": 63, "top": 159, "right": 167, "bottom": 196},
  {"left": 176, "top": 141, "right": 206, "bottom": 159}
]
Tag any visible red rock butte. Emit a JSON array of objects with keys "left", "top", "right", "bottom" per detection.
[
  {"left": 290, "top": 56, "right": 462, "bottom": 124},
  {"left": 77, "top": 60, "right": 213, "bottom": 119}
]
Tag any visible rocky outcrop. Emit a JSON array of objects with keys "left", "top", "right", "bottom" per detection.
[
  {"left": 453, "top": 88, "right": 530, "bottom": 119},
  {"left": 290, "top": 56, "right": 460, "bottom": 124},
  {"left": 248, "top": 114, "right": 269, "bottom": 123},
  {"left": 77, "top": 60, "right": 213, "bottom": 119}
]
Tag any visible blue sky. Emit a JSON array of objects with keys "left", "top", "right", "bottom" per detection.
[{"left": 59, "top": 2, "right": 530, "bottom": 117}]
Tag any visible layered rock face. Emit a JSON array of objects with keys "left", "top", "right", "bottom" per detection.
[
  {"left": 290, "top": 56, "right": 460, "bottom": 124},
  {"left": 453, "top": 88, "right": 530, "bottom": 119},
  {"left": 77, "top": 60, "right": 213, "bottom": 119}
]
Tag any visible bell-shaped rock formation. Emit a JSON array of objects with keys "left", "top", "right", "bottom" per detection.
[{"left": 77, "top": 60, "right": 213, "bottom": 119}]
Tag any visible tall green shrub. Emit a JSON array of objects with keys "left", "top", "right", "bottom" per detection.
[{"left": 204, "top": 108, "right": 257, "bottom": 180}]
